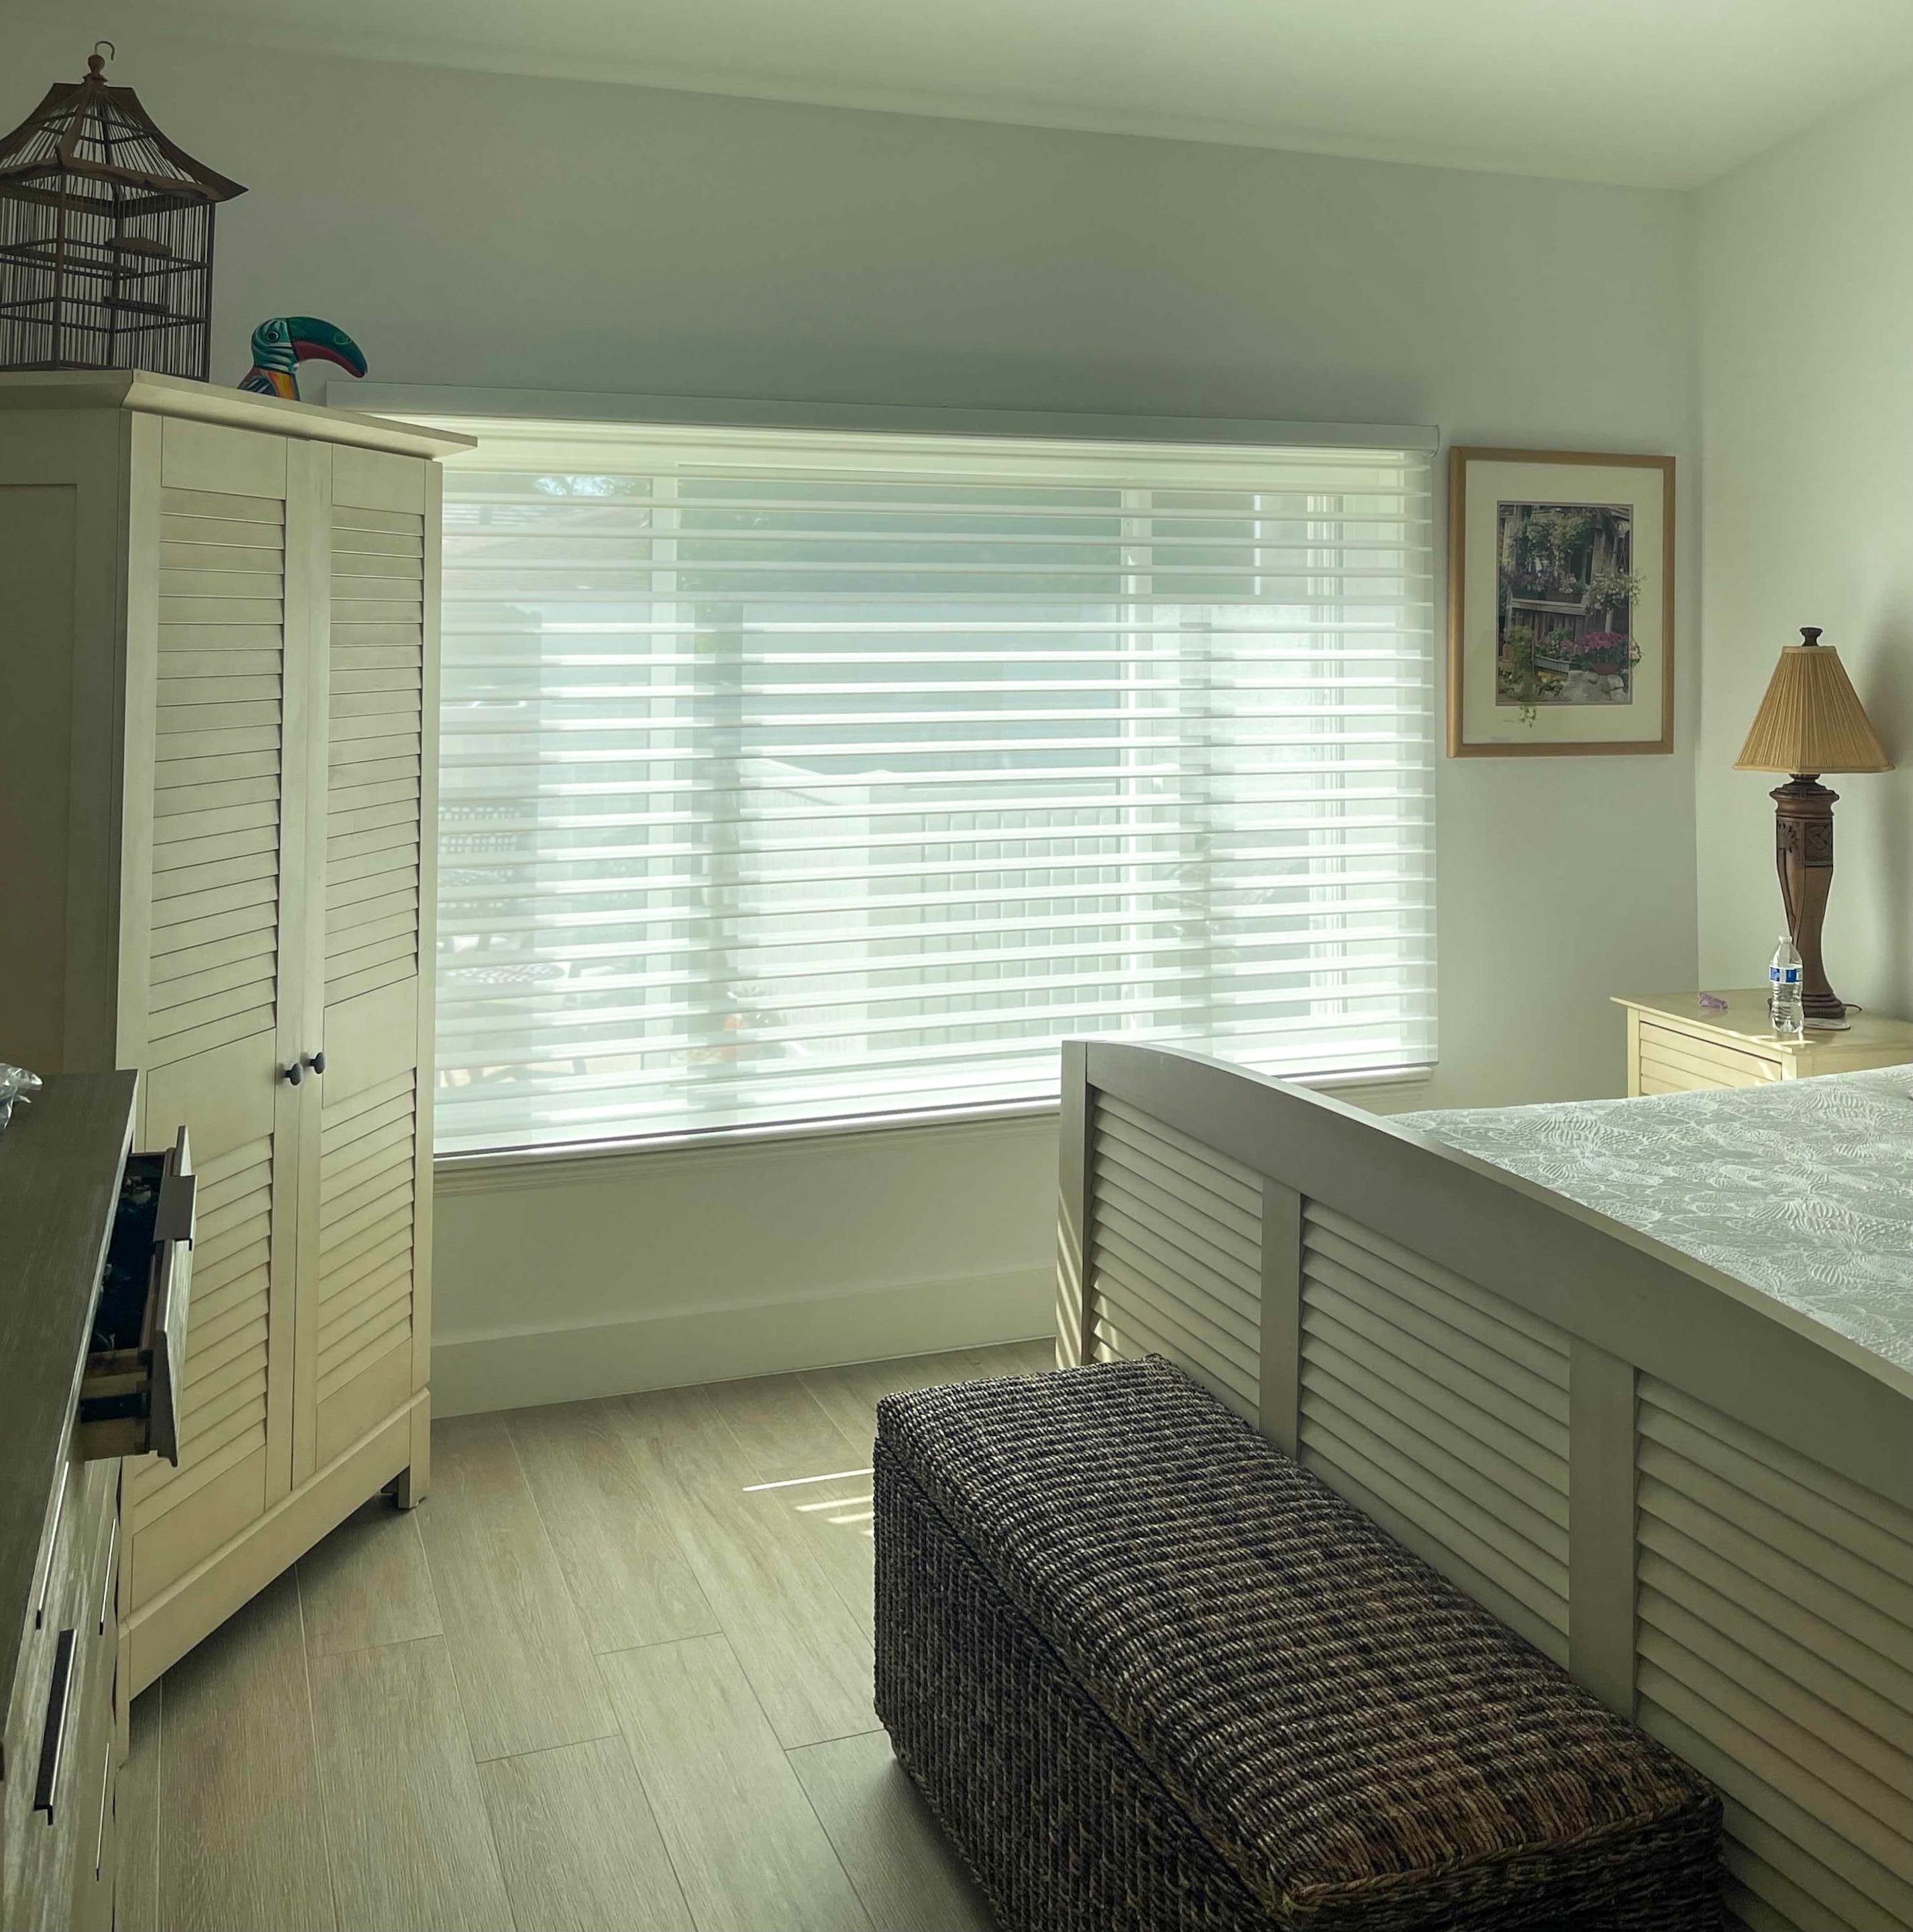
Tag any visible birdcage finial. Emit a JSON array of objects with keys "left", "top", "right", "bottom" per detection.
[{"left": 89, "top": 42, "right": 113, "bottom": 76}]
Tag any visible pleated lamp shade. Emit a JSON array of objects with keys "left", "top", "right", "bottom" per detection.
[{"left": 1735, "top": 628, "right": 1892, "bottom": 774}]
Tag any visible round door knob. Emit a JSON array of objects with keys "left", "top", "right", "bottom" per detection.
[
  {"left": 283, "top": 1062, "right": 303, "bottom": 1086},
  {"left": 304, "top": 1050, "right": 327, "bottom": 1076}
]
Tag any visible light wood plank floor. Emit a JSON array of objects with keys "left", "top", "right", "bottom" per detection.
[{"left": 119, "top": 1341, "right": 1050, "bottom": 1932}]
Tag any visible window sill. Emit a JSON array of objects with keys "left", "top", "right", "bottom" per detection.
[{"left": 431, "top": 1064, "right": 1435, "bottom": 1195}]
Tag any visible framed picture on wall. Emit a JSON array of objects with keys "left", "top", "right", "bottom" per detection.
[{"left": 1447, "top": 447, "right": 1674, "bottom": 756}]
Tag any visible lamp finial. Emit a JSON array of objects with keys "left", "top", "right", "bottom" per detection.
[{"left": 1800, "top": 625, "right": 1822, "bottom": 647}]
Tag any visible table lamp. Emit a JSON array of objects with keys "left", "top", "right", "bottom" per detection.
[{"left": 1734, "top": 626, "right": 1892, "bottom": 1025}]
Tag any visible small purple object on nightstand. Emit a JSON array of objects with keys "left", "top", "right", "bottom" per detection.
[{"left": 1698, "top": 993, "right": 1730, "bottom": 1011}]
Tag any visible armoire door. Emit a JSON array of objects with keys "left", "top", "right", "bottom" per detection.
[
  {"left": 292, "top": 444, "right": 434, "bottom": 1483},
  {"left": 123, "top": 414, "right": 314, "bottom": 1644}
]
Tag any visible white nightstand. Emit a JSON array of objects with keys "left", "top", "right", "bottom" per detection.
[{"left": 1612, "top": 991, "right": 1913, "bottom": 1095}]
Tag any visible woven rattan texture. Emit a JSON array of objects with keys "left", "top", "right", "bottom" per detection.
[{"left": 874, "top": 1356, "right": 1721, "bottom": 1931}]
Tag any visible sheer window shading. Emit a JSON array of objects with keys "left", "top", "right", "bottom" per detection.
[{"left": 433, "top": 421, "right": 1436, "bottom": 1154}]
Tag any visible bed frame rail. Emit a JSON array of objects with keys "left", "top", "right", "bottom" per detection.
[{"left": 1055, "top": 1041, "right": 1913, "bottom": 1932}]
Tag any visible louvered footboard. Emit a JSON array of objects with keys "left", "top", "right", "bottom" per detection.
[{"left": 1055, "top": 1040, "right": 1913, "bottom": 1932}]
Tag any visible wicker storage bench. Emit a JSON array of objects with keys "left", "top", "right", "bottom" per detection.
[{"left": 874, "top": 1356, "right": 1721, "bottom": 1932}]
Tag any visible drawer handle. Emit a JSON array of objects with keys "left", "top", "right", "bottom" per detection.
[
  {"left": 155, "top": 1168, "right": 196, "bottom": 1247},
  {"left": 94, "top": 1733, "right": 112, "bottom": 1877},
  {"left": 34, "top": 1627, "right": 76, "bottom": 1821},
  {"left": 34, "top": 1474, "right": 66, "bottom": 1629},
  {"left": 152, "top": 1245, "right": 185, "bottom": 1368},
  {"left": 98, "top": 1515, "right": 117, "bottom": 1636}
]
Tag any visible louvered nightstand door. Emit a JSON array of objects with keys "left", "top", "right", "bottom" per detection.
[
  {"left": 290, "top": 446, "right": 435, "bottom": 1486},
  {"left": 125, "top": 417, "right": 315, "bottom": 1625}
]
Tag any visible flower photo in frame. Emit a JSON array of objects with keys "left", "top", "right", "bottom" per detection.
[{"left": 1447, "top": 448, "right": 1674, "bottom": 756}]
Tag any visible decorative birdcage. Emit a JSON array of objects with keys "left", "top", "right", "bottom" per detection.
[{"left": 0, "top": 45, "right": 245, "bottom": 378}]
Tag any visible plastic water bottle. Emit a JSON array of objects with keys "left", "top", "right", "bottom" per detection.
[{"left": 1768, "top": 935, "right": 1804, "bottom": 1036}]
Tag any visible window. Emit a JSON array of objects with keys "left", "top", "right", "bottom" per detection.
[{"left": 432, "top": 416, "right": 1436, "bottom": 1155}]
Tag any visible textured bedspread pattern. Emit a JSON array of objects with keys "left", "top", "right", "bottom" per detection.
[{"left": 1396, "top": 1066, "right": 1913, "bottom": 1373}]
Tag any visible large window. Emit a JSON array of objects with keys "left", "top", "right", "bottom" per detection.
[{"left": 431, "top": 417, "right": 1436, "bottom": 1155}]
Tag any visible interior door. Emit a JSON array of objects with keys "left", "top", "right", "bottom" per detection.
[
  {"left": 126, "top": 414, "right": 312, "bottom": 1629},
  {"left": 292, "top": 444, "right": 433, "bottom": 1482}
]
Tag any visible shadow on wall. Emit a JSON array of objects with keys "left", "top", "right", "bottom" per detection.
[{"left": 1861, "top": 609, "right": 1913, "bottom": 1005}]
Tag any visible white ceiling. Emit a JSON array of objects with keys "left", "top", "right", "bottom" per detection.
[{"left": 116, "top": 0, "right": 1913, "bottom": 188}]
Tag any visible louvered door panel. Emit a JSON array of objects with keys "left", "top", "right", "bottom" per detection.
[
  {"left": 1296, "top": 1203, "right": 1571, "bottom": 1665},
  {"left": 148, "top": 487, "right": 287, "bottom": 1066},
  {"left": 1084, "top": 1095, "right": 1263, "bottom": 1421},
  {"left": 326, "top": 501, "right": 423, "bottom": 1007},
  {"left": 127, "top": 448, "right": 301, "bottom": 1627},
  {"left": 1634, "top": 1378, "right": 1913, "bottom": 1932},
  {"left": 295, "top": 453, "right": 431, "bottom": 1482},
  {"left": 313, "top": 1065, "right": 417, "bottom": 1464}
]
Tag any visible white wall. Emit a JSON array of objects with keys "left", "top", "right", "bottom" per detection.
[
  {"left": 5, "top": 22, "right": 1700, "bottom": 1407},
  {"left": 433, "top": 1117, "right": 1057, "bottom": 1412},
  {"left": 1695, "top": 74, "right": 1913, "bottom": 1011}
]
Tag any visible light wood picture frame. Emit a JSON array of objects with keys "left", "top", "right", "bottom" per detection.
[{"left": 1447, "top": 446, "right": 1675, "bottom": 757}]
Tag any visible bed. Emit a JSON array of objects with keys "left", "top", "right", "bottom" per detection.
[{"left": 1053, "top": 1041, "right": 1913, "bottom": 1932}]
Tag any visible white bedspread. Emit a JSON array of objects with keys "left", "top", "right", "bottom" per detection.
[{"left": 1396, "top": 1066, "right": 1913, "bottom": 1373}]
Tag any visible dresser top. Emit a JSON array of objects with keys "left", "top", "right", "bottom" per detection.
[
  {"left": 0, "top": 370, "right": 474, "bottom": 460},
  {"left": 0, "top": 1072, "right": 136, "bottom": 1725},
  {"left": 1613, "top": 990, "right": 1913, "bottom": 1056}
]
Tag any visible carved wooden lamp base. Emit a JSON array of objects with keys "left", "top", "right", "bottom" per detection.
[{"left": 1771, "top": 776, "right": 1846, "bottom": 1023}]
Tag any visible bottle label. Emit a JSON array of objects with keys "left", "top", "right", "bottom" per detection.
[{"left": 1770, "top": 964, "right": 1801, "bottom": 986}]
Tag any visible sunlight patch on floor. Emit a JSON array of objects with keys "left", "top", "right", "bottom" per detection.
[{"left": 742, "top": 1466, "right": 873, "bottom": 1492}]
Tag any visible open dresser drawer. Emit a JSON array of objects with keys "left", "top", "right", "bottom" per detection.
[{"left": 74, "top": 1127, "right": 195, "bottom": 1466}]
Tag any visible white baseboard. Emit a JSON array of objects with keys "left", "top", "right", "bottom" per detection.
[{"left": 431, "top": 1265, "right": 1053, "bottom": 1416}]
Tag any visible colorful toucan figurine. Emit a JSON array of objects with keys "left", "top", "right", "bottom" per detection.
[{"left": 238, "top": 316, "right": 367, "bottom": 400}]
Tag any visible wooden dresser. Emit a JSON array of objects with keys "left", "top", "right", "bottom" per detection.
[
  {"left": 1, "top": 1073, "right": 194, "bottom": 1932},
  {"left": 1614, "top": 990, "right": 1913, "bottom": 1094}
]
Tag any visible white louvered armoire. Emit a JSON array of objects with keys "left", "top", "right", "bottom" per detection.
[{"left": 0, "top": 372, "right": 470, "bottom": 1698}]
